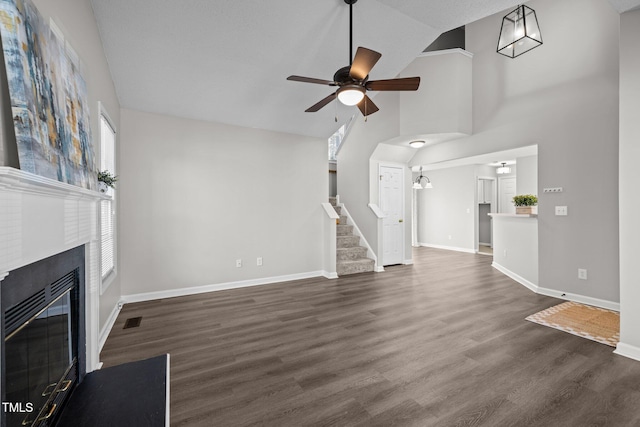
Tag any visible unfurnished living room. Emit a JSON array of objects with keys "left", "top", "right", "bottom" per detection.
[{"left": 1, "top": 0, "right": 640, "bottom": 426}]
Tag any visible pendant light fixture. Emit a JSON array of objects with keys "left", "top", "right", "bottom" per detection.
[
  {"left": 497, "top": 4, "right": 542, "bottom": 58},
  {"left": 496, "top": 162, "right": 512, "bottom": 174},
  {"left": 413, "top": 167, "right": 433, "bottom": 189},
  {"left": 409, "top": 140, "right": 426, "bottom": 149}
]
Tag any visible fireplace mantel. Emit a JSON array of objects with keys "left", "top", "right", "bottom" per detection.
[{"left": 0, "top": 166, "right": 108, "bottom": 373}]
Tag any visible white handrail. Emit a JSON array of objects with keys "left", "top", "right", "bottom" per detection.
[
  {"left": 322, "top": 203, "right": 340, "bottom": 219},
  {"left": 368, "top": 203, "right": 385, "bottom": 219}
]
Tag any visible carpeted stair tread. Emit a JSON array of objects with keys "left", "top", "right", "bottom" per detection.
[
  {"left": 337, "top": 247, "right": 368, "bottom": 261},
  {"left": 337, "top": 224, "right": 354, "bottom": 236},
  {"left": 337, "top": 258, "right": 375, "bottom": 275}
]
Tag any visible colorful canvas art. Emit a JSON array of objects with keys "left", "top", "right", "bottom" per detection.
[{"left": 0, "top": 0, "right": 95, "bottom": 189}]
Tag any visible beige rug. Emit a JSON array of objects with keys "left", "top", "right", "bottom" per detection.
[{"left": 526, "top": 301, "right": 619, "bottom": 347}]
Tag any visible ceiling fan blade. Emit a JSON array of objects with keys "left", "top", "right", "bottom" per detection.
[
  {"left": 305, "top": 93, "right": 337, "bottom": 112},
  {"left": 357, "top": 95, "right": 379, "bottom": 117},
  {"left": 366, "top": 77, "right": 421, "bottom": 91},
  {"left": 287, "top": 75, "right": 337, "bottom": 86},
  {"left": 349, "top": 47, "right": 382, "bottom": 81}
]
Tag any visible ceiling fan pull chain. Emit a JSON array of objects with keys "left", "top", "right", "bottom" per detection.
[
  {"left": 364, "top": 97, "right": 367, "bottom": 122},
  {"left": 335, "top": 96, "right": 338, "bottom": 122}
]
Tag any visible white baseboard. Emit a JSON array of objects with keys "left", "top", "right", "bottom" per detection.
[
  {"left": 492, "top": 262, "right": 538, "bottom": 293},
  {"left": 536, "top": 286, "right": 620, "bottom": 312},
  {"left": 375, "top": 266, "right": 385, "bottom": 272},
  {"left": 492, "top": 262, "right": 620, "bottom": 312},
  {"left": 98, "top": 301, "right": 121, "bottom": 352},
  {"left": 417, "top": 242, "right": 476, "bottom": 254},
  {"left": 323, "top": 271, "right": 338, "bottom": 279},
  {"left": 614, "top": 342, "right": 640, "bottom": 362},
  {"left": 120, "top": 271, "right": 327, "bottom": 304},
  {"left": 403, "top": 259, "right": 414, "bottom": 265}
]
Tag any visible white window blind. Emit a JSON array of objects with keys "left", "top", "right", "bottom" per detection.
[{"left": 100, "top": 113, "right": 116, "bottom": 280}]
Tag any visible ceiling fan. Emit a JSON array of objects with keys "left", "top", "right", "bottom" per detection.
[{"left": 287, "top": 0, "right": 420, "bottom": 117}]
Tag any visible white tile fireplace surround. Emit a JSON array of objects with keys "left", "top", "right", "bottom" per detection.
[{"left": 0, "top": 166, "right": 106, "bottom": 374}]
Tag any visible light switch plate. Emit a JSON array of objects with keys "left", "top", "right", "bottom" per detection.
[{"left": 555, "top": 206, "right": 568, "bottom": 216}]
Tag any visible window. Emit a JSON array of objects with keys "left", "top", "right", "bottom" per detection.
[{"left": 99, "top": 105, "right": 116, "bottom": 290}]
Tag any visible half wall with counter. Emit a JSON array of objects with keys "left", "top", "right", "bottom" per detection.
[{"left": 489, "top": 213, "right": 538, "bottom": 290}]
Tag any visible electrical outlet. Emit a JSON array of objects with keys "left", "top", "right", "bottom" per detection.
[
  {"left": 236, "top": 259, "right": 242, "bottom": 268},
  {"left": 578, "top": 269, "right": 587, "bottom": 280},
  {"left": 555, "top": 206, "right": 568, "bottom": 216},
  {"left": 257, "top": 257, "right": 263, "bottom": 266}
]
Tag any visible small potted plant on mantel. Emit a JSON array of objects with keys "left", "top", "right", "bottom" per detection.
[
  {"left": 97, "top": 170, "right": 117, "bottom": 193},
  {"left": 512, "top": 194, "right": 538, "bottom": 214}
]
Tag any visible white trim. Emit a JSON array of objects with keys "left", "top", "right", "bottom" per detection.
[
  {"left": 418, "top": 242, "right": 476, "bottom": 254},
  {"left": 492, "top": 262, "right": 620, "bottom": 312},
  {"left": 403, "top": 259, "right": 414, "bottom": 265},
  {"left": 120, "top": 271, "right": 327, "bottom": 304},
  {"left": 323, "top": 271, "right": 338, "bottom": 279},
  {"left": 98, "top": 301, "right": 121, "bottom": 352},
  {"left": 492, "top": 262, "right": 538, "bottom": 293},
  {"left": 418, "top": 48, "right": 474, "bottom": 59},
  {"left": 614, "top": 343, "right": 640, "bottom": 362},
  {"left": 536, "top": 287, "right": 620, "bottom": 312},
  {"left": 321, "top": 203, "right": 339, "bottom": 219},
  {"left": 375, "top": 266, "right": 385, "bottom": 272},
  {"left": 368, "top": 203, "right": 385, "bottom": 218}
]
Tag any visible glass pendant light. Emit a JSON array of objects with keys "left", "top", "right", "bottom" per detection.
[
  {"left": 497, "top": 5, "right": 542, "bottom": 58},
  {"left": 413, "top": 167, "right": 433, "bottom": 190}
]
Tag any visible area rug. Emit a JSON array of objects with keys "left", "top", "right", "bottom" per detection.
[{"left": 525, "top": 301, "right": 619, "bottom": 347}]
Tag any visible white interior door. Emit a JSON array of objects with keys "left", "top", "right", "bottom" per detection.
[
  {"left": 499, "top": 177, "right": 517, "bottom": 214},
  {"left": 380, "top": 165, "right": 404, "bottom": 266}
]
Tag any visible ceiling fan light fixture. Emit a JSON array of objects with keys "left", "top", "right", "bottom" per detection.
[
  {"left": 337, "top": 85, "right": 365, "bottom": 106},
  {"left": 409, "top": 140, "right": 426, "bottom": 149}
]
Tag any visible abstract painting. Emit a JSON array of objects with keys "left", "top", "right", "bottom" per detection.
[{"left": 0, "top": 0, "right": 95, "bottom": 189}]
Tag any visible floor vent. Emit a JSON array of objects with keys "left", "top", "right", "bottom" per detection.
[{"left": 123, "top": 317, "right": 142, "bottom": 329}]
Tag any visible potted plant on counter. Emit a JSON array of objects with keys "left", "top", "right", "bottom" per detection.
[
  {"left": 98, "top": 170, "right": 117, "bottom": 193},
  {"left": 513, "top": 194, "right": 538, "bottom": 214}
]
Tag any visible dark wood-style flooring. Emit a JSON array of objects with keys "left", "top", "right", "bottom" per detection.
[{"left": 101, "top": 248, "right": 640, "bottom": 426}]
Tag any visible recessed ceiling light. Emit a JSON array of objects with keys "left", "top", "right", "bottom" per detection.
[{"left": 409, "top": 140, "right": 425, "bottom": 148}]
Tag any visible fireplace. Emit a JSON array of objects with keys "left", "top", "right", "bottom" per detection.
[{"left": 1, "top": 246, "right": 86, "bottom": 427}]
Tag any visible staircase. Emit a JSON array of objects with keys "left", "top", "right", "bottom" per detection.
[{"left": 329, "top": 198, "right": 375, "bottom": 276}]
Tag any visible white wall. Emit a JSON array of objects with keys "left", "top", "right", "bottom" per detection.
[
  {"left": 411, "top": 0, "right": 620, "bottom": 304},
  {"left": 0, "top": 0, "right": 122, "bottom": 332},
  {"left": 399, "top": 52, "right": 472, "bottom": 136},
  {"left": 416, "top": 165, "right": 476, "bottom": 252},
  {"left": 516, "top": 155, "right": 538, "bottom": 195},
  {"left": 618, "top": 8, "right": 640, "bottom": 357},
  {"left": 118, "top": 109, "right": 327, "bottom": 296}
]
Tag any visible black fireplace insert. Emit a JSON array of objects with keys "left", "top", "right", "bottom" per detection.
[{"left": 1, "top": 247, "right": 86, "bottom": 427}]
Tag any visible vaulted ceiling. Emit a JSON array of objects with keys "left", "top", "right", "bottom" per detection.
[{"left": 90, "top": 0, "right": 640, "bottom": 139}]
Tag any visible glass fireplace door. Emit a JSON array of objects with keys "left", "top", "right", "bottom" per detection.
[{"left": 5, "top": 290, "right": 76, "bottom": 426}]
